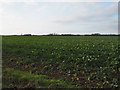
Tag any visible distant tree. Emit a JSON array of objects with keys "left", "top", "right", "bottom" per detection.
[
  {"left": 47, "top": 33, "right": 59, "bottom": 36},
  {"left": 91, "top": 33, "right": 101, "bottom": 36},
  {"left": 23, "top": 34, "right": 32, "bottom": 36}
]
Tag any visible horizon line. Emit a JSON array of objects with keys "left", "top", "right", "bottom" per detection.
[{"left": 0, "top": 33, "right": 119, "bottom": 36}]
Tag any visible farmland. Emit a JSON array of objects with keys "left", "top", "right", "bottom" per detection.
[{"left": 2, "top": 36, "right": 119, "bottom": 88}]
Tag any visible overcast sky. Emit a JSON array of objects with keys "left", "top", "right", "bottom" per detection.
[{"left": 0, "top": 0, "right": 118, "bottom": 35}]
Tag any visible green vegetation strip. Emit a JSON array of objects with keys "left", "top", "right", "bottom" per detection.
[{"left": 3, "top": 68, "right": 75, "bottom": 88}]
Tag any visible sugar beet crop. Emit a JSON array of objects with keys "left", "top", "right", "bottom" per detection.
[{"left": 2, "top": 36, "right": 120, "bottom": 88}]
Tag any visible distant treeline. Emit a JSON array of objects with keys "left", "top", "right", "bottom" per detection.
[
  {"left": 1, "top": 33, "right": 120, "bottom": 36},
  {"left": 23, "top": 33, "right": 119, "bottom": 36},
  {"left": 44, "top": 33, "right": 120, "bottom": 36}
]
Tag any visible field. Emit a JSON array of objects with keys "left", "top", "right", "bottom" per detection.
[{"left": 2, "top": 36, "right": 119, "bottom": 88}]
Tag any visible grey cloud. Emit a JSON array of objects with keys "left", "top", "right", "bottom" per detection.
[{"left": 53, "top": 3, "right": 117, "bottom": 25}]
